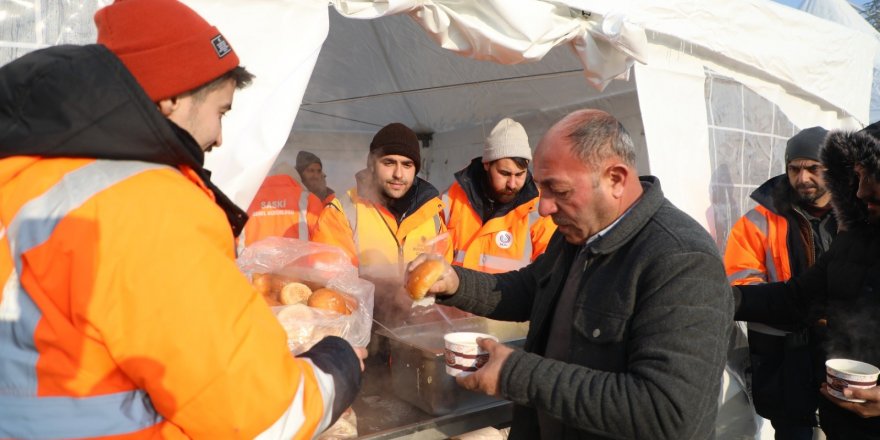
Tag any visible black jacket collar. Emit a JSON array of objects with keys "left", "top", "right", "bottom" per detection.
[
  {"left": 454, "top": 157, "right": 538, "bottom": 222},
  {"left": 0, "top": 44, "right": 247, "bottom": 235},
  {"left": 588, "top": 176, "right": 662, "bottom": 255},
  {"left": 353, "top": 169, "right": 440, "bottom": 224}
]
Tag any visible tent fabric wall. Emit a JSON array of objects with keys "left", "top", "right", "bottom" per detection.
[
  {"left": 800, "top": 0, "right": 880, "bottom": 123},
  {"left": 2, "top": 0, "right": 874, "bottom": 216}
]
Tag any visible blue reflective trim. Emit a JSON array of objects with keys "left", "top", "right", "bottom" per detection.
[
  {"left": 0, "top": 160, "right": 167, "bottom": 436},
  {"left": 0, "top": 390, "right": 162, "bottom": 439}
]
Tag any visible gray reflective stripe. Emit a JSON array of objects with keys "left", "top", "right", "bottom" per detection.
[
  {"left": 480, "top": 254, "right": 528, "bottom": 272},
  {"left": 744, "top": 209, "right": 768, "bottom": 236},
  {"left": 524, "top": 209, "right": 541, "bottom": 262},
  {"left": 0, "top": 160, "right": 165, "bottom": 436},
  {"left": 338, "top": 193, "right": 358, "bottom": 249},
  {"left": 765, "top": 246, "right": 780, "bottom": 282},
  {"left": 441, "top": 193, "right": 450, "bottom": 220},
  {"left": 727, "top": 269, "right": 767, "bottom": 284},
  {"left": 0, "top": 390, "right": 161, "bottom": 439},
  {"left": 298, "top": 191, "right": 310, "bottom": 239},
  {"left": 743, "top": 209, "right": 780, "bottom": 281},
  {"left": 433, "top": 213, "right": 441, "bottom": 233},
  {"left": 453, "top": 250, "right": 466, "bottom": 263}
]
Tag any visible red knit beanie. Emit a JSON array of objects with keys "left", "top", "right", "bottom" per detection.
[{"left": 95, "top": 0, "right": 240, "bottom": 102}]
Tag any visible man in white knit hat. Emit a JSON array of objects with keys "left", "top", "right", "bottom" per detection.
[{"left": 444, "top": 118, "right": 557, "bottom": 273}]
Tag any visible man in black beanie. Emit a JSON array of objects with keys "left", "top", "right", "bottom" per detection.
[
  {"left": 312, "top": 122, "right": 452, "bottom": 323},
  {"left": 734, "top": 122, "right": 880, "bottom": 439},
  {"left": 724, "top": 126, "right": 836, "bottom": 439}
]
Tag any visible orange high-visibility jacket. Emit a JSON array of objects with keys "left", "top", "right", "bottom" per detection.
[
  {"left": 0, "top": 44, "right": 359, "bottom": 439},
  {"left": 0, "top": 158, "right": 349, "bottom": 439},
  {"left": 241, "top": 174, "right": 323, "bottom": 247},
  {"left": 724, "top": 175, "right": 837, "bottom": 287},
  {"left": 444, "top": 182, "right": 556, "bottom": 273},
  {"left": 311, "top": 181, "right": 452, "bottom": 279},
  {"left": 725, "top": 204, "right": 795, "bottom": 286}
]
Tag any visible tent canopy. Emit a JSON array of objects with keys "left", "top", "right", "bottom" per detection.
[{"left": 0, "top": 0, "right": 876, "bottom": 225}]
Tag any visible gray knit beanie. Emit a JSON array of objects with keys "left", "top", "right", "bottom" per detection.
[
  {"left": 785, "top": 126, "right": 829, "bottom": 163},
  {"left": 483, "top": 118, "right": 531, "bottom": 163}
]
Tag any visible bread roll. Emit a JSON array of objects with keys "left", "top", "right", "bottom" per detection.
[
  {"left": 307, "top": 288, "right": 357, "bottom": 315},
  {"left": 406, "top": 259, "right": 445, "bottom": 300},
  {"left": 252, "top": 273, "right": 272, "bottom": 295},
  {"left": 280, "top": 282, "right": 313, "bottom": 305}
]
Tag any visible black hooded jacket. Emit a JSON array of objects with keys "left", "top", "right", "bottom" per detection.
[
  {"left": 735, "top": 128, "right": 880, "bottom": 439},
  {"left": 0, "top": 44, "right": 247, "bottom": 235},
  {"left": 453, "top": 157, "right": 539, "bottom": 223}
]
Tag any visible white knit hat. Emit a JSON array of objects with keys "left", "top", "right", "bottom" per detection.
[{"left": 482, "top": 118, "right": 532, "bottom": 163}]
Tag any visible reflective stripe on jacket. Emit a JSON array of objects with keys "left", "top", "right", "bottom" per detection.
[
  {"left": 240, "top": 174, "right": 323, "bottom": 250},
  {"left": 725, "top": 204, "right": 793, "bottom": 286},
  {"left": 312, "top": 187, "right": 451, "bottom": 279},
  {"left": 444, "top": 182, "right": 557, "bottom": 273},
  {"left": 0, "top": 157, "right": 338, "bottom": 439}
]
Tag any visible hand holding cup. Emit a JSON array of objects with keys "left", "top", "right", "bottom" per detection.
[
  {"left": 821, "top": 358, "right": 880, "bottom": 418},
  {"left": 453, "top": 336, "right": 514, "bottom": 397}
]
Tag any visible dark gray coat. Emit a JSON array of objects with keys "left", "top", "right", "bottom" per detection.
[{"left": 440, "top": 176, "right": 733, "bottom": 440}]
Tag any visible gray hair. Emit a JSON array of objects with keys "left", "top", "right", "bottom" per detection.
[{"left": 563, "top": 110, "right": 636, "bottom": 169}]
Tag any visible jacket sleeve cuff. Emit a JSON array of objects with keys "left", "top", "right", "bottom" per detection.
[
  {"left": 498, "top": 348, "right": 541, "bottom": 406},
  {"left": 298, "top": 336, "right": 361, "bottom": 424}
]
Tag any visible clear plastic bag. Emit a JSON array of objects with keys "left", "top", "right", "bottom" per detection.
[{"left": 237, "top": 237, "right": 374, "bottom": 353}]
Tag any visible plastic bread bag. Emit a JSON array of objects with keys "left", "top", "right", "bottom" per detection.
[{"left": 237, "top": 237, "right": 374, "bottom": 353}]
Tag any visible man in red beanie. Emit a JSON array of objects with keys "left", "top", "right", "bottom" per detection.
[
  {"left": 0, "top": 0, "right": 362, "bottom": 439},
  {"left": 312, "top": 122, "right": 453, "bottom": 325}
]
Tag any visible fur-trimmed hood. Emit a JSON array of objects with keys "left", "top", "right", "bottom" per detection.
[{"left": 821, "top": 129, "right": 880, "bottom": 230}]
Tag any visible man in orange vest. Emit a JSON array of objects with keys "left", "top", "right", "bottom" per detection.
[
  {"left": 445, "top": 118, "right": 556, "bottom": 273},
  {"left": 724, "top": 127, "right": 836, "bottom": 439},
  {"left": 239, "top": 162, "right": 324, "bottom": 251},
  {"left": 0, "top": 0, "right": 362, "bottom": 438},
  {"left": 296, "top": 150, "right": 336, "bottom": 204},
  {"left": 312, "top": 123, "right": 451, "bottom": 325}
]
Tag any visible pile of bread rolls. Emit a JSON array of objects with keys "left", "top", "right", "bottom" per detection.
[
  {"left": 252, "top": 273, "right": 356, "bottom": 314},
  {"left": 252, "top": 272, "right": 359, "bottom": 353}
]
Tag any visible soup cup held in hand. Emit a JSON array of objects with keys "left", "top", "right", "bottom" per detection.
[
  {"left": 825, "top": 358, "right": 880, "bottom": 403},
  {"left": 444, "top": 332, "right": 498, "bottom": 377}
]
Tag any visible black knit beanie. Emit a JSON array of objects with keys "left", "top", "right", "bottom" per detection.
[
  {"left": 370, "top": 123, "right": 421, "bottom": 173},
  {"left": 785, "top": 126, "right": 828, "bottom": 163}
]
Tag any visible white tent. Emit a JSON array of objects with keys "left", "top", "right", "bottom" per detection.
[
  {"left": 1, "top": 0, "right": 875, "bottom": 241},
  {"left": 195, "top": 0, "right": 875, "bottom": 250},
  {"left": 800, "top": 0, "right": 880, "bottom": 124}
]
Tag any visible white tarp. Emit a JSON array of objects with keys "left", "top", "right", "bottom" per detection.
[
  {"left": 1, "top": 0, "right": 875, "bottom": 222},
  {"left": 800, "top": 0, "right": 880, "bottom": 123}
]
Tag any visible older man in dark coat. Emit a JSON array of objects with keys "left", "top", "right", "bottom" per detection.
[{"left": 408, "top": 109, "right": 734, "bottom": 439}]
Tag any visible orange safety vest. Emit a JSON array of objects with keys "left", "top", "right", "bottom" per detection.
[
  {"left": 312, "top": 187, "right": 451, "bottom": 279},
  {"left": 0, "top": 157, "right": 336, "bottom": 439},
  {"left": 724, "top": 205, "right": 794, "bottom": 286},
  {"left": 240, "top": 174, "right": 323, "bottom": 248},
  {"left": 444, "top": 182, "right": 557, "bottom": 273},
  {"left": 725, "top": 204, "right": 799, "bottom": 337}
]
